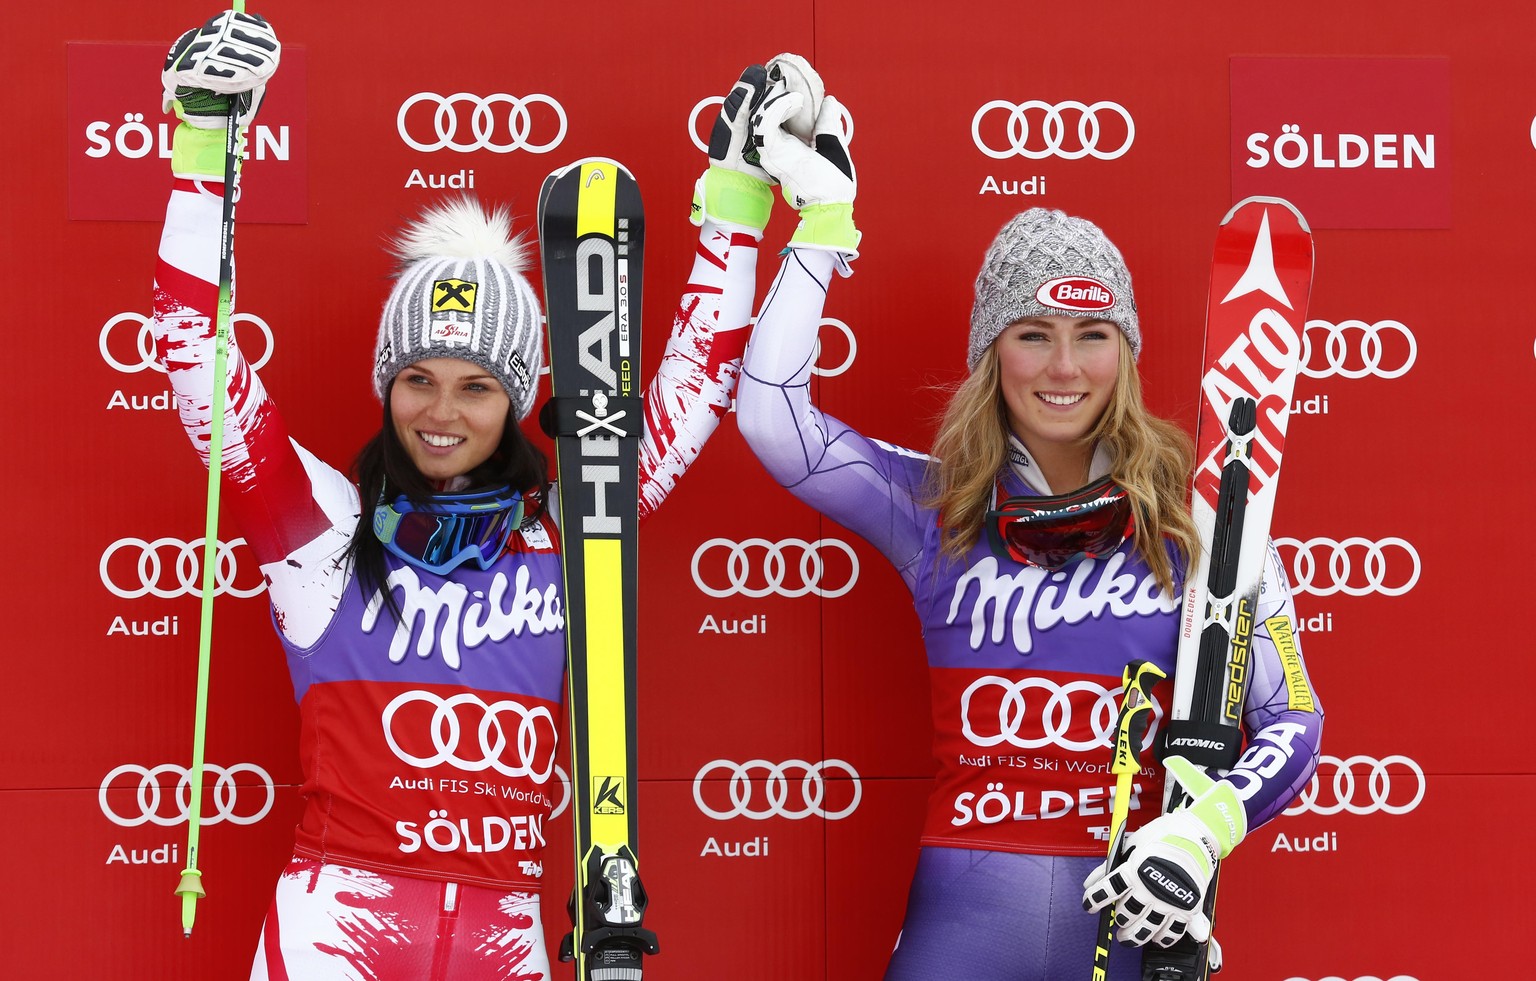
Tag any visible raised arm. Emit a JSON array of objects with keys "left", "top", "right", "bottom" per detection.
[
  {"left": 637, "top": 66, "right": 775, "bottom": 518},
  {"left": 153, "top": 14, "right": 356, "bottom": 647},
  {"left": 734, "top": 82, "right": 930, "bottom": 584}
]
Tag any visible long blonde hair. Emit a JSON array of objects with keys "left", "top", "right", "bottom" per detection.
[{"left": 925, "top": 334, "right": 1199, "bottom": 594}]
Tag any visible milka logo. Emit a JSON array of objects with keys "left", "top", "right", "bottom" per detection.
[
  {"left": 947, "top": 553, "right": 1175, "bottom": 654},
  {"left": 362, "top": 565, "right": 563, "bottom": 667}
]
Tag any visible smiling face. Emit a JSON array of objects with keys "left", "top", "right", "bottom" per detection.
[
  {"left": 389, "top": 358, "right": 511, "bottom": 483},
  {"left": 993, "top": 315, "right": 1121, "bottom": 472}
]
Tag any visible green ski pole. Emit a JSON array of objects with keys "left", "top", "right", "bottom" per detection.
[{"left": 176, "top": 0, "right": 247, "bottom": 938}]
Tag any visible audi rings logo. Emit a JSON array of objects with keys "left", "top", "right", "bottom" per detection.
[
  {"left": 694, "top": 759, "right": 861, "bottom": 820},
  {"left": 101, "top": 311, "right": 274, "bottom": 374},
  {"left": 1284, "top": 976, "right": 1419, "bottom": 981},
  {"left": 961, "top": 676, "right": 1162, "bottom": 753},
  {"left": 691, "top": 538, "right": 859, "bottom": 599},
  {"left": 971, "top": 100, "right": 1135, "bottom": 160},
  {"left": 383, "top": 690, "right": 557, "bottom": 783},
  {"left": 398, "top": 92, "right": 567, "bottom": 154},
  {"left": 1301, "top": 320, "right": 1416, "bottom": 379},
  {"left": 1275, "top": 537, "right": 1421, "bottom": 597},
  {"left": 100, "top": 762, "right": 275, "bottom": 827},
  {"left": 1286, "top": 754, "right": 1425, "bottom": 817},
  {"left": 100, "top": 537, "right": 265, "bottom": 599},
  {"left": 687, "top": 97, "right": 855, "bottom": 155}
]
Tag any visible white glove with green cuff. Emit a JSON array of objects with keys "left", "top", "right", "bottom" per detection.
[
  {"left": 1081, "top": 756, "right": 1247, "bottom": 948},
  {"left": 690, "top": 64, "right": 775, "bottom": 237},
  {"left": 161, "top": 10, "right": 280, "bottom": 177},
  {"left": 754, "top": 89, "right": 860, "bottom": 273}
]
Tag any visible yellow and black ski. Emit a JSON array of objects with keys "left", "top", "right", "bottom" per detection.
[{"left": 538, "top": 157, "right": 657, "bottom": 979}]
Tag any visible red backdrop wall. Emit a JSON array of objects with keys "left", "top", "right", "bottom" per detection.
[{"left": 3, "top": 2, "right": 1531, "bottom": 979}]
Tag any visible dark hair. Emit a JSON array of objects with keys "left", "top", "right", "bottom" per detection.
[{"left": 344, "top": 387, "right": 549, "bottom": 620}]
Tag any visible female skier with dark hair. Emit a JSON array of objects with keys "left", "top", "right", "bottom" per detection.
[{"left": 153, "top": 11, "right": 779, "bottom": 977}]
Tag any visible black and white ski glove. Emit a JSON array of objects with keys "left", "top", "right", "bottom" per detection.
[
  {"left": 754, "top": 89, "right": 860, "bottom": 273},
  {"left": 162, "top": 10, "right": 280, "bottom": 131},
  {"left": 690, "top": 64, "right": 775, "bottom": 236},
  {"left": 1081, "top": 756, "right": 1247, "bottom": 948}
]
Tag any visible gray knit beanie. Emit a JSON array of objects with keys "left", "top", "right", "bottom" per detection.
[
  {"left": 373, "top": 195, "right": 543, "bottom": 419},
  {"left": 967, "top": 208, "right": 1140, "bottom": 370}
]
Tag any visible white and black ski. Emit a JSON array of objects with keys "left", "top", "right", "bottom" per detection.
[
  {"left": 538, "top": 157, "right": 657, "bottom": 980},
  {"left": 1146, "top": 197, "right": 1313, "bottom": 980}
]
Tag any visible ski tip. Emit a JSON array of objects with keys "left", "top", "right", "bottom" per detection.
[
  {"left": 1223, "top": 195, "right": 1311, "bottom": 232},
  {"left": 543, "top": 156, "right": 635, "bottom": 183}
]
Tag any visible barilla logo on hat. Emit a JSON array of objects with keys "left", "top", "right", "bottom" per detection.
[
  {"left": 429, "top": 320, "right": 475, "bottom": 346},
  {"left": 432, "top": 279, "right": 478, "bottom": 314},
  {"left": 1036, "top": 276, "right": 1115, "bottom": 313}
]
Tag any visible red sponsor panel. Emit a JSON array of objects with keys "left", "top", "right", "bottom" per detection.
[
  {"left": 9, "top": 0, "right": 1536, "bottom": 975},
  {"left": 640, "top": 458, "right": 829, "bottom": 779},
  {"left": 824, "top": 777, "right": 930, "bottom": 980},
  {"left": 1231, "top": 57, "right": 1452, "bottom": 229},
  {"left": 821, "top": 533, "right": 933, "bottom": 779},
  {"left": 67, "top": 43, "right": 308, "bottom": 223},
  {"left": 1216, "top": 772, "right": 1521, "bottom": 979},
  {"left": 631, "top": 776, "right": 830, "bottom": 979},
  {"left": 0, "top": 787, "right": 301, "bottom": 979}
]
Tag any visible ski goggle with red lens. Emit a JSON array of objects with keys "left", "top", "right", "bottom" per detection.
[
  {"left": 372, "top": 485, "right": 525, "bottom": 575},
  {"left": 983, "top": 476, "right": 1135, "bottom": 570}
]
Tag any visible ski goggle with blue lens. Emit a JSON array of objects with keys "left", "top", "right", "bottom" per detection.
[
  {"left": 984, "top": 476, "right": 1135, "bottom": 570},
  {"left": 372, "top": 485, "right": 525, "bottom": 575}
]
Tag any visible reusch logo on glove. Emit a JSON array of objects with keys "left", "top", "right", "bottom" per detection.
[
  {"left": 1140, "top": 859, "right": 1199, "bottom": 909},
  {"left": 1035, "top": 277, "right": 1115, "bottom": 313}
]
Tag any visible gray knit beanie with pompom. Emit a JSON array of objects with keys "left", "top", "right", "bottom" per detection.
[{"left": 372, "top": 195, "right": 543, "bottom": 419}]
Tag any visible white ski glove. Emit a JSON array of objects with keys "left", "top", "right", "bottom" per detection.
[
  {"left": 1082, "top": 756, "right": 1246, "bottom": 948},
  {"left": 690, "top": 64, "right": 775, "bottom": 236},
  {"left": 162, "top": 10, "right": 280, "bottom": 128},
  {"left": 754, "top": 87, "right": 860, "bottom": 272},
  {"left": 161, "top": 10, "right": 279, "bottom": 178}
]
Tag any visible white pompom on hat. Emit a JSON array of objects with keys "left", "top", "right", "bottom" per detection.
[
  {"left": 968, "top": 208, "right": 1141, "bottom": 370},
  {"left": 372, "top": 195, "right": 543, "bottom": 419}
]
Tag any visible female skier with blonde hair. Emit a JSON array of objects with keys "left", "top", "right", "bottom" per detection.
[{"left": 736, "top": 69, "right": 1323, "bottom": 979}]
